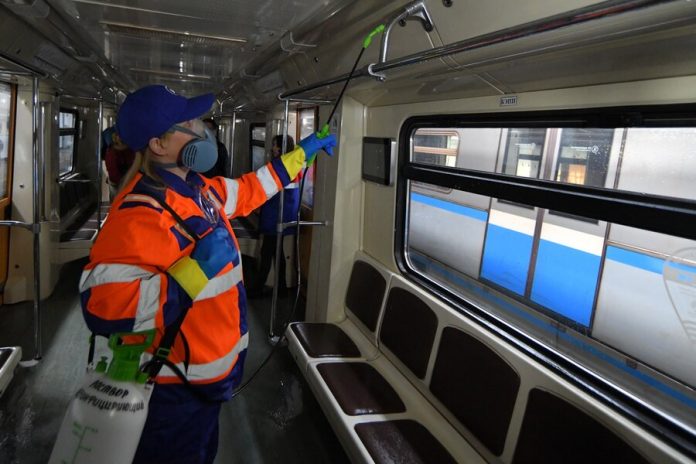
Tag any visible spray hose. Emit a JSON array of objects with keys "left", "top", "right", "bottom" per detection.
[{"left": 229, "top": 25, "right": 385, "bottom": 398}]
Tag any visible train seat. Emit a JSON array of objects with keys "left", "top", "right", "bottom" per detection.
[
  {"left": 286, "top": 252, "right": 392, "bottom": 371},
  {"left": 429, "top": 327, "right": 520, "bottom": 457},
  {"left": 0, "top": 346, "right": 21, "bottom": 399},
  {"left": 294, "top": 270, "right": 486, "bottom": 464},
  {"left": 512, "top": 389, "right": 650, "bottom": 464},
  {"left": 58, "top": 172, "right": 99, "bottom": 243},
  {"left": 290, "top": 323, "right": 360, "bottom": 358},
  {"left": 354, "top": 420, "right": 458, "bottom": 464},
  {"left": 317, "top": 362, "right": 405, "bottom": 415}
]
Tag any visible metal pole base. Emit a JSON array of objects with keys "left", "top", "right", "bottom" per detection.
[
  {"left": 267, "top": 335, "right": 288, "bottom": 347},
  {"left": 19, "top": 359, "right": 40, "bottom": 368}
]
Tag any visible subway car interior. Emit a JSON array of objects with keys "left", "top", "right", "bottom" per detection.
[{"left": 1, "top": 0, "right": 696, "bottom": 463}]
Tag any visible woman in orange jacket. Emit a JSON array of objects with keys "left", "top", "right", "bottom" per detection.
[{"left": 79, "top": 85, "right": 336, "bottom": 464}]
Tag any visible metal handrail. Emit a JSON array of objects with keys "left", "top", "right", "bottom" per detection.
[
  {"left": 0, "top": 221, "right": 33, "bottom": 230},
  {"left": 31, "top": 76, "right": 42, "bottom": 361},
  {"left": 378, "top": 0, "right": 433, "bottom": 64},
  {"left": 269, "top": 99, "right": 290, "bottom": 340},
  {"left": 279, "top": 0, "right": 678, "bottom": 100},
  {"left": 58, "top": 178, "right": 93, "bottom": 183},
  {"left": 0, "top": 46, "right": 47, "bottom": 364}
]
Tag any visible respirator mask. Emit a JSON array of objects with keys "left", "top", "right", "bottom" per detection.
[{"left": 169, "top": 120, "right": 218, "bottom": 173}]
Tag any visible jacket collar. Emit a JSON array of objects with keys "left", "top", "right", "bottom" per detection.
[{"left": 155, "top": 167, "right": 205, "bottom": 198}]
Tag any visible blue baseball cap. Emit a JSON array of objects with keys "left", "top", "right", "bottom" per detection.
[{"left": 116, "top": 85, "right": 215, "bottom": 151}]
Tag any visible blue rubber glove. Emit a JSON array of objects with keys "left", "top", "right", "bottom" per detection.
[
  {"left": 190, "top": 227, "right": 235, "bottom": 278},
  {"left": 298, "top": 133, "right": 337, "bottom": 160}
]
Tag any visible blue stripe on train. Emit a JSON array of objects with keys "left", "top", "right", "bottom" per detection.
[
  {"left": 480, "top": 224, "right": 532, "bottom": 296},
  {"left": 531, "top": 240, "right": 601, "bottom": 327},
  {"left": 411, "top": 192, "right": 488, "bottom": 222},
  {"left": 409, "top": 250, "right": 696, "bottom": 411},
  {"left": 606, "top": 245, "right": 696, "bottom": 276}
]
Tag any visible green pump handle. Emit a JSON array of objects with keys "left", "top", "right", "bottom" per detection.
[{"left": 106, "top": 329, "right": 156, "bottom": 384}]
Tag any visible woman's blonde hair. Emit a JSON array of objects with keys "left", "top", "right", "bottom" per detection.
[{"left": 118, "top": 134, "right": 170, "bottom": 192}]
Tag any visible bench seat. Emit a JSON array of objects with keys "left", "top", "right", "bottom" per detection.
[
  {"left": 288, "top": 252, "right": 663, "bottom": 463},
  {"left": 291, "top": 323, "right": 361, "bottom": 358},
  {"left": 355, "top": 420, "right": 458, "bottom": 464}
]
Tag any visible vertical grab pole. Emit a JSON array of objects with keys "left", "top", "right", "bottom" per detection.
[
  {"left": 31, "top": 76, "right": 42, "bottom": 361},
  {"left": 96, "top": 98, "right": 103, "bottom": 230},
  {"left": 229, "top": 111, "right": 237, "bottom": 177},
  {"left": 269, "top": 99, "right": 290, "bottom": 340}
]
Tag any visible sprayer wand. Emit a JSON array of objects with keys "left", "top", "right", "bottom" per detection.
[
  {"left": 317, "top": 24, "right": 385, "bottom": 140},
  {"left": 229, "top": 25, "right": 385, "bottom": 399}
]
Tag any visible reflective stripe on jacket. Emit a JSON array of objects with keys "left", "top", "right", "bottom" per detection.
[
  {"left": 259, "top": 170, "right": 303, "bottom": 236},
  {"left": 80, "top": 157, "right": 293, "bottom": 400}
]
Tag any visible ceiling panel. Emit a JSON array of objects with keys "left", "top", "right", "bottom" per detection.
[{"left": 71, "top": 0, "right": 336, "bottom": 96}]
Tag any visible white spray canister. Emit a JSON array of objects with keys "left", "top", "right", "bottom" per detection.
[{"left": 48, "top": 330, "right": 155, "bottom": 464}]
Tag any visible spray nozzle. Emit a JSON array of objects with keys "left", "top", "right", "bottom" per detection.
[
  {"left": 314, "top": 23, "right": 385, "bottom": 158},
  {"left": 317, "top": 124, "right": 330, "bottom": 139},
  {"left": 363, "top": 24, "right": 385, "bottom": 49},
  {"left": 106, "top": 329, "right": 155, "bottom": 384}
]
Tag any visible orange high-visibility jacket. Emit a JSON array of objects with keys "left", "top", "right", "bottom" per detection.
[{"left": 80, "top": 157, "right": 295, "bottom": 400}]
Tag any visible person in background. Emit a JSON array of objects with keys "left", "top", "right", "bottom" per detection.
[
  {"left": 104, "top": 130, "right": 135, "bottom": 196},
  {"left": 101, "top": 125, "right": 116, "bottom": 159},
  {"left": 78, "top": 85, "right": 336, "bottom": 464},
  {"left": 248, "top": 134, "right": 301, "bottom": 297},
  {"left": 202, "top": 117, "right": 229, "bottom": 178}
]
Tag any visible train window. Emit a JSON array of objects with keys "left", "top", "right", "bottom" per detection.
[
  {"left": 501, "top": 128, "right": 545, "bottom": 178},
  {"left": 555, "top": 128, "right": 613, "bottom": 187},
  {"left": 412, "top": 129, "right": 459, "bottom": 167},
  {"left": 58, "top": 109, "right": 78, "bottom": 176},
  {"left": 0, "top": 83, "right": 14, "bottom": 200},
  {"left": 400, "top": 112, "right": 696, "bottom": 440},
  {"left": 250, "top": 123, "right": 266, "bottom": 171}
]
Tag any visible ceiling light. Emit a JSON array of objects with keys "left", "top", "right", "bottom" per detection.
[{"left": 100, "top": 21, "right": 246, "bottom": 45}]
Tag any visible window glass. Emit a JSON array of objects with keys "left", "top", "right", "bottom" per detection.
[
  {"left": 404, "top": 124, "right": 696, "bottom": 433},
  {"left": 0, "top": 83, "right": 12, "bottom": 198},
  {"left": 556, "top": 128, "right": 613, "bottom": 187},
  {"left": 58, "top": 135, "right": 75, "bottom": 176},
  {"left": 251, "top": 125, "right": 266, "bottom": 142},
  {"left": 58, "top": 109, "right": 78, "bottom": 176},
  {"left": 413, "top": 130, "right": 459, "bottom": 167},
  {"left": 250, "top": 123, "right": 266, "bottom": 171},
  {"left": 502, "top": 128, "right": 546, "bottom": 178},
  {"left": 59, "top": 111, "right": 75, "bottom": 129},
  {"left": 251, "top": 145, "right": 265, "bottom": 171}
]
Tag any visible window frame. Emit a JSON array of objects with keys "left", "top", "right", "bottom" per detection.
[
  {"left": 58, "top": 108, "right": 79, "bottom": 178},
  {"left": 0, "top": 81, "right": 17, "bottom": 209},
  {"left": 395, "top": 104, "right": 696, "bottom": 459}
]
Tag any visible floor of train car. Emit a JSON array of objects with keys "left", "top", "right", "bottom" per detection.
[{"left": 0, "top": 257, "right": 349, "bottom": 464}]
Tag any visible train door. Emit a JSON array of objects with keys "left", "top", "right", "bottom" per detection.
[
  {"left": 408, "top": 128, "right": 499, "bottom": 280},
  {"left": 0, "top": 82, "right": 15, "bottom": 305},
  {"left": 529, "top": 128, "right": 617, "bottom": 328},
  {"left": 481, "top": 128, "right": 548, "bottom": 296}
]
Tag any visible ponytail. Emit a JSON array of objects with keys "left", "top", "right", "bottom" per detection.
[{"left": 117, "top": 138, "right": 169, "bottom": 193}]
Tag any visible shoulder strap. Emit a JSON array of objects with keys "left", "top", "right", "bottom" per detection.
[
  {"left": 133, "top": 174, "right": 202, "bottom": 381},
  {"left": 151, "top": 194, "right": 202, "bottom": 242}
]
